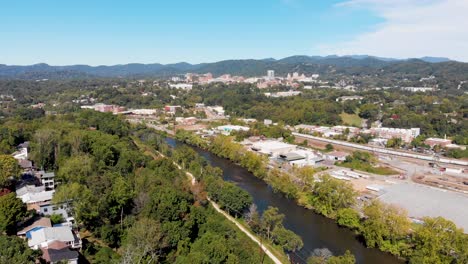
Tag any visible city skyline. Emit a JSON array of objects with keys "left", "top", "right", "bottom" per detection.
[{"left": 1, "top": 0, "right": 467, "bottom": 65}]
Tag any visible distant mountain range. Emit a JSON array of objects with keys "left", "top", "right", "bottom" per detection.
[{"left": 0, "top": 55, "right": 461, "bottom": 80}]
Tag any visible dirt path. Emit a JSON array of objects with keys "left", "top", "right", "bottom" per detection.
[{"left": 133, "top": 138, "right": 284, "bottom": 264}]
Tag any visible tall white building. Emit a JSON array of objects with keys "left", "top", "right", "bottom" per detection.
[{"left": 267, "top": 70, "right": 275, "bottom": 79}]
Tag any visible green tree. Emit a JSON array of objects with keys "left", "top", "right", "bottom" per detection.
[
  {"left": 309, "top": 175, "right": 357, "bottom": 217},
  {"left": 31, "top": 128, "right": 59, "bottom": 170},
  {"left": 336, "top": 208, "right": 361, "bottom": 230},
  {"left": 0, "top": 235, "right": 40, "bottom": 263},
  {"left": 386, "top": 138, "right": 402, "bottom": 148},
  {"left": 49, "top": 214, "right": 64, "bottom": 225},
  {"left": 93, "top": 246, "right": 120, "bottom": 264},
  {"left": 109, "top": 176, "right": 134, "bottom": 226},
  {"left": 57, "top": 154, "right": 95, "bottom": 184},
  {"left": 0, "top": 155, "right": 19, "bottom": 187},
  {"left": 410, "top": 217, "right": 467, "bottom": 264},
  {"left": 361, "top": 200, "right": 410, "bottom": 256},
  {"left": 184, "top": 232, "right": 229, "bottom": 263},
  {"left": 0, "top": 193, "right": 26, "bottom": 235},
  {"left": 307, "top": 249, "right": 356, "bottom": 264},
  {"left": 272, "top": 226, "right": 304, "bottom": 252},
  {"left": 358, "top": 103, "right": 379, "bottom": 120},
  {"left": 121, "top": 218, "right": 168, "bottom": 264},
  {"left": 261, "top": 206, "right": 285, "bottom": 240},
  {"left": 216, "top": 182, "right": 252, "bottom": 216},
  {"left": 53, "top": 183, "right": 99, "bottom": 228},
  {"left": 327, "top": 250, "right": 356, "bottom": 264}
]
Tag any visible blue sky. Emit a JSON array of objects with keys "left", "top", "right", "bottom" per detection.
[{"left": 1, "top": 0, "right": 467, "bottom": 65}]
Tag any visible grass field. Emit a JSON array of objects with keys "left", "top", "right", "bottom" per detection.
[
  {"left": 340, "top": 112, "right": 362, "bottom": 127},
  {"left": 337, "top": 162, "right": 399, "bottom": 175}
]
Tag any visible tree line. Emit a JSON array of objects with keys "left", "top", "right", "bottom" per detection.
[
  {"left": 175, "top": 130, "right": 468, "bottom": 263},
  {"left": 0, "top": 111, "right": 274, "bottom": 263}
]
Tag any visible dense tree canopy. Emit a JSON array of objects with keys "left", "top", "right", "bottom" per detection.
[
  {"left": 0, "top": 235, "right": 39, "bottom": 264},
  {"left": 0, "top": 193, "right": 26, "bottom": 235},
  {"left": 0, "top": 155, "right": 19, "bottom": 187}
]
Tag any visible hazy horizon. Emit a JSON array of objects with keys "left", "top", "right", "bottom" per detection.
[{"left": 0, "top": 54, "right": 458, "bottom": 67}]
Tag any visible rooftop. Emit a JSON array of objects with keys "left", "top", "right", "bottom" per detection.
[
  {"left": 17, "top": 217, "right": 52, "bottom": 236},
  {"left": 18, "top": 190, "right": 55, "bottom": 204},
  {"left": 42, "top": 245, "right": 79, "bottom": 263},
  {"left": 252, "top": 140, "right": 297, "bottom": 152},
  {"left": 28, "top": 226, "right": 75, "bottom": 248},
  {"left": 16, "top": 185, "right": 45, "bottom": 197}
]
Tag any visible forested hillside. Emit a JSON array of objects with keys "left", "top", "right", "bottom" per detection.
[
  {"left": 0, "top": 111, "right": 272, "bottom": 263},
  {"left": 1, "top": 56, "right": 468, "bottom": 87}
]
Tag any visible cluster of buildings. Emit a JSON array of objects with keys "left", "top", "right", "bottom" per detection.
[
  {"left": 216, "top": 125, "right": 250, "bottom": 135},
  {"left": 184, "top": 73, "right": 245, "bottom": 84},
  {"left": 171, "top": 70, "right": 323, "bottom": 90},
  {"left": 0, "top": 94, "right": 16, "bottom": 103},
  {"left": 81, "top": 103, "right": 161, "bottom": 117},
  {"left": 286, "top": 72, "right": 319, "bottom": 82},
  {"left": 164, "top": 105, "right": 182, "bottom": 114},
  {"left": 256, "top": 71, "right": 321, "bottom": 89},
  {"left": 206, "top": 105, "right": 225, "bottom": 117},
  {"left": 81, "top": 103, "right": 126, "bottom": 114},
  {"left": 401, "top": 87, "right": 436, "bottom": 92},
  {"left": 8, "top": 142, "right": 81, "bottom": 264},
  {"left": 71, "top": 95, "right": 96, "bottom": 105},
  {"left": 264, "top": 91, "right": 302, "bottom": 98},
  {"left": 368, "top": 127, "right": 421, "bottom": 144},
  {"left": 295, "top": 124, "right": 361, "bottom": 138},
  {"left": 424, "top": 137, "right": 466, "bottom": 150},
  {"left": 169, "top": 83, "right": 193, "bottom": 90},
  {"left": 295, "top": 124, "right": 421, "bottom": 144},
  {"left": 241, "top": 137, "right": 349, "bottom": 168},
  {"left": 175, "top": 116, "right": 198, "bottom": 126},
  {"left": 336, "top": 95, "right": 364, "bottom": 102}
]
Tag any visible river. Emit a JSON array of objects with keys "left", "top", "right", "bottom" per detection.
[{"left": 166, "top": 138, "right": 402, "bottom": 264}]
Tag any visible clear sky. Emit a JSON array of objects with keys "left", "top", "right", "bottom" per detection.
[{"left": 1, "top": 0, "right": 467, "bottom": 65}]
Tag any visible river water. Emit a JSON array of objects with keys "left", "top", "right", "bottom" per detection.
[{"left": 166, "top": 138, "right": 402, "bottom": 264}]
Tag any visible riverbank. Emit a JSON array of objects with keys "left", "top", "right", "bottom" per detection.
[
  {"left": 165, "top": 135, "right": 403, "bottom": 264},
  {"left": 171, "top": 130, "right": 468, "bottom": 264},
  {"left": 132, "top": 137, "right": 287, "bottom": 264}
]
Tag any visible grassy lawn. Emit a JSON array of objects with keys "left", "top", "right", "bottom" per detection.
[
  {"left": 340, "top": 112, "right": 362, "bottom": 127},
  {"left": 337, "top": 162, "right": 399, "bottom": 175}
]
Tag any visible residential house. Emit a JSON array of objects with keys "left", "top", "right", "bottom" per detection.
[
  {"left": 36, "top": 171, "right": 56, "bottom": 190},
  {"left": 40, "top": 202, "right": 71, "bottom": 220},
  {"left": 41, "top": 241, "right": 79, "bottom": 264},
  {"left": 17, "top": 217, "right": 52, "bottom": 238},
  {"left": 28, "top": 226, "right": 82, "bottom": 250},
  {"left": 16, "top": 185, "right": 54, "bottom": 211}
]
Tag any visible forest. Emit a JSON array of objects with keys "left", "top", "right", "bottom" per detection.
[
  {"left": 0, "top": 110, "right": 286, "bottom": 263},
  {"left": 1, "top": 78, "right": 466, "bottom": 144}
]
